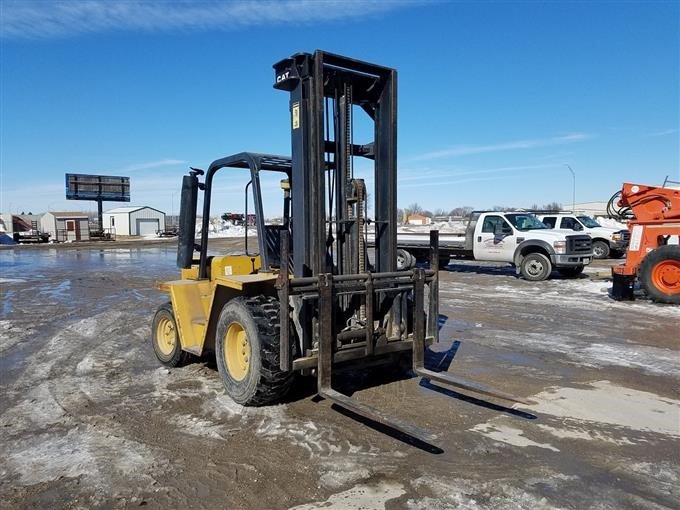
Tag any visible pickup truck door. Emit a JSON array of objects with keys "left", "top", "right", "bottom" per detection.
[{"left": 473, "top": 214, "right": 517, "bottom": 262}]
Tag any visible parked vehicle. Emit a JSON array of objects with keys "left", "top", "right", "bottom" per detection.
[
  {"left": 610, "top": 180, "right": 680, "bottom": 304},
  {"left": 536, "top": 213, "right": 629, "bottom": 259},
  {"left": 392, "top": 211, "right": 593, "bottom": 281}
]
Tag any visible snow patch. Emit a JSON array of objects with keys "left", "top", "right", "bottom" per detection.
[
  {"left": 0, "top": 320, "right": 35, "bottom": 353},
  {"left": 6, "top": 426, "right": 155, "bottom": 486},
  {"left": 537, "top": 424, "right": 634, "bottom": 445},
  {"left": 408, "top": 475, "right": 564, "bottom": 510},
  {"left": 531, "top": 381, "right": 680, "bottom": 437},
  {"left": 290, "top": 482, "right": 405, "bottom": 510},
  {"left": 470, "top": 423, "right": 559, "bottom": 452},
  {"left": 0, "top": 277, "right": 26, "bottom": 284}
]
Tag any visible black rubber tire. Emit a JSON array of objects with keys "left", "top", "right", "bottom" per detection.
[
  {"left": 592, "top": 240, "right": 611, "bottom": 259},
  {"left": 637, "top": 245, "right": 680, "bottom": 304},
  {"left": 557, "top": 266, "right": 584, "bottom": 278},
  {"left": 520, "top": 252, "right": 552, "bottom": 281},
  {"left": 151, "top": 302, "right": 192, "bottom": 368},
  {"left": 396, "top": 249, "right": 413, "bottom": 271},
  {"left": 215, "top": 295, "right": 294, "bottom": 405}
]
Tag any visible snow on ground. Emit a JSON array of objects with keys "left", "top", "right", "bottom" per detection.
[
  {"left": 595, "top": 217, "right": 627, "bottom": 230},
  {"left": 204, "top": 219, "right": 257, "bottom": 238}
]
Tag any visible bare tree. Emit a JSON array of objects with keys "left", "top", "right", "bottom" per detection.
[
  {"left": 449, "top": 206, "right": 474, "bottom": 217},
  {"left": 407, "top": 203, "right": 423, "bottom": 215}
]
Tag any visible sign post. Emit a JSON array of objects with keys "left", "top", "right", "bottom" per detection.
[{"left": 65, "top": 174, "right": 130, "bottom": 234}]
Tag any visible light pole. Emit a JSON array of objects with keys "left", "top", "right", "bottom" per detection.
[
  {"left": 170, "top": 191, "right": 178, "bottom": 227},
  {"left": 564, "top": 164, "right": 576, "bottom": 212}
]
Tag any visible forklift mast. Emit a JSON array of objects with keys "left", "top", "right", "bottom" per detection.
[
  {"left": 161, "top": 50, "right": 530, "bottom": 444},
  {"left": 273, "top": 51, "right": 397, "bottom": 278}
]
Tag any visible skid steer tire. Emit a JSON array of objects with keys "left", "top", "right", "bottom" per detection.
[
  {"left": 638, "top": 245, "right": 680, "bottom": 304},
  {"left": 151, "top": 302, "right": 192, "bottom": 368},
  {"left": 215, "top": 295, "right": 294, "bottom": 406},
  {"left": 519, "top": 252, "right": 552, "bottom": 281}
]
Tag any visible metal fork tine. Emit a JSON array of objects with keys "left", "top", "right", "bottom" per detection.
[
  {"left": 320, "top": 388, "right": 437, "bottom": 443},
  {"left": 416, "top": 367, "right": 535, "bottom": 406}
]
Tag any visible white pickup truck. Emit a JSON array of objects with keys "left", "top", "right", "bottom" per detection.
[
  {"left": 394, "top": 211, "right": 593, "bottom": 281},
  {"left": 536, "top": 213, "right": 629, "bottom": 259}
]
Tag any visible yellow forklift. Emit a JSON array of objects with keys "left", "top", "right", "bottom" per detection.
[{"left": 152, "top": 50, "right": 529, "bottom": 442}]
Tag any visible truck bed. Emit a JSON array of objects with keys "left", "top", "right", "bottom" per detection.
[{"left": 396, "top": 231, "right": 468, "bottom": 251}]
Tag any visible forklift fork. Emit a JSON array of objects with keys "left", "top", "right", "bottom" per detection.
[{"left": 312, "top": 234, "right": 532, "bottom": 444}]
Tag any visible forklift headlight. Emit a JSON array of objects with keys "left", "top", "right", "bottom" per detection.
[{"left": 553, "top": 241, "right": 567, "bottom": 254}]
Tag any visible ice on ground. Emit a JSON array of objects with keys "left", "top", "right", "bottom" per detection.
[
  {"left": 536, "top": 424, "right": 634, "bottom": 446},
  {"left": 0, "top": 320, "right": 35, "bottom": 353},
  {"left": 6, "top": 426, "right": 155, "bottom": 486},
  {"left": 408, "top": 475, "right": 564, "bottom": 510},
  {"left": 470, "top": 423, "right": 560, "bottom": 452},
  {"left": 0, "top": 277, "right": 26, "bottom": 284},
  {"left": 530, "top": 380, "right": 680, "bottom": 437},
  {"left": 290, "top": 482, "right": 405, "bottom": 510}
]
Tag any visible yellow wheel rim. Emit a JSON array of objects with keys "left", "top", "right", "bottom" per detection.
[
  {"left": 224, "top": 322, "right": 250, "bottom": 381},
  {"left": 156, "top": 316, "right": 176, "bottom": 356}
]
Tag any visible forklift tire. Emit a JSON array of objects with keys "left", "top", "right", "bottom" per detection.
[
  {"left": 396, "top": 249, "right": 413, "bottom": 271},
  {"left": 519, "top": 252, "right": 552, "bottom": 281},
  {"left": 215, "top": 295, "right": 294, "bottom": 406},
  {"left": 592, "top": 240, "right": 611, "bottom": 259},
  {"left": 151, "top": 302, "right": 192, "bottom": 368},
  {"left": 557, "top": 266, "right": 584, "bottom": 278},
  {"left": 638, "top": 245, "right": 680, "bottom": 304}
]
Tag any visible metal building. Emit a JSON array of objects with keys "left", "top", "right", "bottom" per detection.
[
  {"left": 40, "top": 212, "right": 90, "bottom": 242},
  {"left": 103, "top": 206, "right": 166, "bottom": 236}
]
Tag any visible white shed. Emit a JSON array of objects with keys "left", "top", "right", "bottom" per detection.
[
  {"left": 103, "top": 206, "right": 166, "bottom": 236},
  {"left": 40, "top": 212, "right": 90, "bottom": 242}
]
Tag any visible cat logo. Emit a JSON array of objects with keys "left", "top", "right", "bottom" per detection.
[{"left": 276, "top": 71, "right": 290, "bottom": 83}]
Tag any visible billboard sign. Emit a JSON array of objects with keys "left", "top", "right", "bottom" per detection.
[{"left": 65, "top": 173, "right": 130, "bottom": 202}]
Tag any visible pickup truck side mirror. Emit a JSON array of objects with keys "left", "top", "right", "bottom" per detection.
[{"left": 573, "top": 224, "right": 583, "bottom": 231}]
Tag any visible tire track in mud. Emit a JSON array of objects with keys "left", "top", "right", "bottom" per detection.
[{"left": 1, "top": 308, "right": 169, "bottom": 505}]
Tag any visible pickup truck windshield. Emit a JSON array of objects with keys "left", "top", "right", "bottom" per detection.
[
  {"left": 577, "top": 216, "right": 601, "bottom": 228},
  {"left": 505, "top": 214, "right": 547, "bottom": 231}
]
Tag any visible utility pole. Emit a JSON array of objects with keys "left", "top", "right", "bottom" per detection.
[{"left": 564, "top": 164, "right": 576, "bottom": 212}]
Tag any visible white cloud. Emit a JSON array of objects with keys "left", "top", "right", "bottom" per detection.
[
  {"left": 398, "top": 163, "right": 559, "bottom": 183},
  {"left": 0, "top": 0, "right": 412, "bottom": 40},
  {"left": 643, "top": 129, "right": 678, "bottom": 138},
  {"left": 114, "top": 158, "right": 187, "bottom": 173},
  {"left": 414, "top": 133, "right": 593, "bottom": 161}
]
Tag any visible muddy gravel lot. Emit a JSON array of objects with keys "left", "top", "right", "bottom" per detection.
[{"left": 1, "top": 240, "right": 678, "bottom": 509}]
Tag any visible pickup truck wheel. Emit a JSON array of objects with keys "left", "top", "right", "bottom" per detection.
[
  {"left": 638, "top": 245, "right": 680, "bottom": 304},
  {"left": 592, "top": 240, "right": 610, "bottom": 259},
  {"left": 396, "top": 249, "right": 413, "bottom": 271},
  {"left": 520, "top": 253, "right": 552, "bottom": 281},
  {"left": 558, "top": 266, "right": 584, "bottom": 278}
]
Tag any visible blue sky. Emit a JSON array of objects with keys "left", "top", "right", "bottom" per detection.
[{"left": 1, "top": 0, "right": 678, "bottom": 217}]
